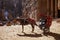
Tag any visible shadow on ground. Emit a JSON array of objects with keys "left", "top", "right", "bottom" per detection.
[
  {"left": 17, "top": 33, "right": 42, "bottom": 37},
  {"left": 46, "top": 32, "right": 60, "bottom": 40},
  {"left": 17, "top": 32, "right": 60, "bottom": 40}
]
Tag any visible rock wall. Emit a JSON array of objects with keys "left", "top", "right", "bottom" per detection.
[{"left": 22, "top": 0, "right": 38, "bottom": 20}]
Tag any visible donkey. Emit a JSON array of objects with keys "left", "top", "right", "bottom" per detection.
[{"left": 10, "top": 18, "right": 38, "bottom": 33}]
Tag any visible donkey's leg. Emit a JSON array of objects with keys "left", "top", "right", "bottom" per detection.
[
  {"left": 31, "top": 24, "right": 34, "bottom": 33},
  {"left": 22, "top": 25, "right": 24, "bottom": 33}
]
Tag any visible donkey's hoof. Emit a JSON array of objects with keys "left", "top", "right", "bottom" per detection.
[
  {"left": 31, "top": 31, "right": 34, "bottom": 33},
  {"left": 22, "top": 31, "right": 25, "bottom": 33}
]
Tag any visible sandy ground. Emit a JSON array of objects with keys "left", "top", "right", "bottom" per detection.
[{"left": 0, "top": 20, "right": 60, "bottom": 40}]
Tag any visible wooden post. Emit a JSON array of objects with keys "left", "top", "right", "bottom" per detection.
[
  {"left": 47, "top": 0, "right": 49, "bottom": 15},
  {"left": 55, "top": 0, "right": 58, "bottom": 18},
  {"left": 51, "top": 0, "right": 53, "bottom": 17}
]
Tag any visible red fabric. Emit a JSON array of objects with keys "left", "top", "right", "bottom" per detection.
[
  {"left": 46, "top": 16, "right": 52, "bottom": 27},
  {"left": 28, "top": 18, "right": 36, "bottom": 24},
  {"left": 38, "top": 13, "right": 52, "bottom": 27}
]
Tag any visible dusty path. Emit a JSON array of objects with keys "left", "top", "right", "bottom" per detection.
[{"left": 0, "top": 20, "right": 60, "bottom": 40}]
